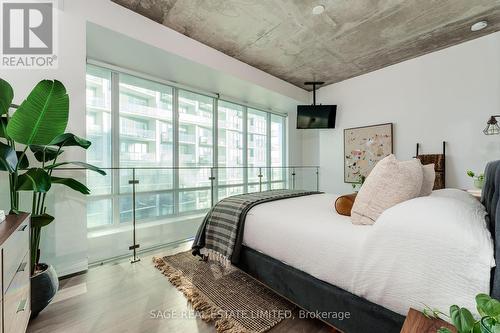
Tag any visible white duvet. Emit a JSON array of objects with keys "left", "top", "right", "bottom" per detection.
[{"left": 242, "top": 189, "right": 495, "bottom": 316}]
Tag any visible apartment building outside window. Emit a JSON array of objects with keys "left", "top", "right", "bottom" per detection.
[{"left": 86, "top": 64, "right": 287, "bottom": 230}]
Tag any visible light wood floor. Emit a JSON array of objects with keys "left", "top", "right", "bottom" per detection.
[{"left": 27, "top": 243, "right": 334, "bottom": 333}]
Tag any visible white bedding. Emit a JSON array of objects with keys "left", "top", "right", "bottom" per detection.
[{"left": 242, "top": 189, "right": 495, "bottom": 316}]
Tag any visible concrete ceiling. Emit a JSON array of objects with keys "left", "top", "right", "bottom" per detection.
[{"left": 112, "top": 0, "right": 500, "bottom": 90}]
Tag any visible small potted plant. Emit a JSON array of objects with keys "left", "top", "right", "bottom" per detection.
[
  {"left": 351, "top": 175, "right": 366, "bottom": 192},
  {"left": 423, "top": 293, "right": 500, "bottom": 333},
  {"left": 466, "top": 170, "right": 485, "bottom": 189}
]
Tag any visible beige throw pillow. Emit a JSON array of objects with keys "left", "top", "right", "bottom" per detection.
[
  {"left": 351, "top": 155, "right": 423, "bottom": 225},
  {"left": 420, "top": 164, "right": 436, "bottom": 196}
]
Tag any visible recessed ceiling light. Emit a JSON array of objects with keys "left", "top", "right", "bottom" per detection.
[
  {"left": 471, "top": 21, "right": 488, "bottom": 32},
  {"left": 312, "top": 5, "right": 325, "bottom": 15}
]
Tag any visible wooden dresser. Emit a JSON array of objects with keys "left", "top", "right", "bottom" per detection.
[
  {"left": 401, "top": 308, "right": 456, "bottom": 333},
  {"left": 0, "top": 213, "right": 30, "bottom": 333}
]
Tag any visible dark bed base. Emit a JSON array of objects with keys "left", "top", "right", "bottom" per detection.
[{"left": 236, "top": 246, "right": 405, "bottom": 333}]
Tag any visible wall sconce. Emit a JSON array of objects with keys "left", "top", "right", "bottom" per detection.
[{"left": 484, "top": 116, "right": 500, "bottom": 135}]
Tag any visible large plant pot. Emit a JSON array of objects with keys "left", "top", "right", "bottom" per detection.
[{"left": 30, "top": 263, "right": 58, "bottom": 318}]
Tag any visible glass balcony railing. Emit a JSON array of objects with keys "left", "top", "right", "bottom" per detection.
[
  {"left": 120, "top": 102, "right": 173, "bottom": 120},
  {"left": 199, "top": 136, "right": 212, "bottom": 145},
  {"left": 248, "top": 126, "right": 266, "bottom": 135},
  {"left": 51, "top": 165, "right": 319, "bottom": 265},
  {"left": 120, "top": 127, "right": 156, "bottom": 140},
  {"left": 86, "top": 96, "right": 110, "bottom": 110},
  {"left": 87, "top": 123, "right": 103, "bottom": 134},
  {"left": 179, "top": 112, "right": 212, "bottom": 126},
  {"left": 179, "top": 134, "right": 196, "bottom": 144},
  {"left": 120, "top": 152, "right": 156, "bottom": 161},
  {"left": 179, "top": 154, "right": 197, "bottom": 164},
  {"left": 218, "top": 120, "right": 242, "bottom": 131}
]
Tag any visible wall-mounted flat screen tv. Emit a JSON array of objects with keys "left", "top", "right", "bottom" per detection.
[{"left": 297, "top": 105, "right": 337, "bottom": 129}]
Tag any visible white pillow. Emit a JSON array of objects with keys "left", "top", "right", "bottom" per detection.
[
  {"left": 351, "top": 155, "right": 423, "bottom": 225},
  {"left": 420, "top": 164, "right": 436, "bottom": 196},
  {"left": 431, "top": 188, "right": 480, "bottom": 207}
]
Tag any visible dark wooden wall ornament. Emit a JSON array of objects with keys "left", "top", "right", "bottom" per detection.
[{"left": 416, "top": 141, "right": 446, "bottom": 189}]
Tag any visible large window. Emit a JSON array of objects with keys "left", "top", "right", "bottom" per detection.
[
  {"left": 247, "top": 108, "right": 268, "bottom": 191},
  {"left": 178, "top": 90, "right": 213, "bottom": 212},
  {"left": 271, "top": 114, "right": 286, "bottom": 189},
  {"left": 86, "top": 65, "right": 287, "bottom": 229},
  {"left": 86, "top": 66, "right": 112, "bottom": 228},
  {"left": 118, "top": 74, "right": 174, "bottom": 223},
  {"left": 217, "top": 101, "right": 244, "bottom": 199}
]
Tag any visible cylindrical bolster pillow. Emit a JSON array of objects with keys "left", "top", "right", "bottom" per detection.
[{"left": 335, "top": 193, "right": 357, "bottom": 216}]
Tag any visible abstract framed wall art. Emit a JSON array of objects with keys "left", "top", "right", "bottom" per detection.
[{"left": 344, "top": 123, "right": 393, "bottom": 183}]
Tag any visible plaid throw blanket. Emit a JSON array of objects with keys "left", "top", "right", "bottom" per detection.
[{"left": 192, "top": 189, "right": 321, "bottom": 266}]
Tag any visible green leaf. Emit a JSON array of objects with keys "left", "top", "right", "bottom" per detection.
[
  {"left": 481, "top": 317, "right": 496, "bottom": 333},
  {"left": 0, "top": 78, "right": 13, "bottom": 115},
  {"left": 29, "top": 145, "right": 63, "bottom": 162},
  {"left": 437, "top": 328, "right": 453, "bottom": 333},
  {"left": 16, "top": 168, "right": 51, "bottom": 192},
  {"left": 0, "top": 141, "right": 18, "bottom": 172},
  {"left": 450, "top": 305, "right": 475, "bottom": 333},
  {"left": 422, "top": 308, "right": 433, "bottom": 319},
  {"left": 31, "top": 214, "right": 55, "bottom": 228},
  {"left": 46, "top": 161, "right": 106, "bottom": 175},
  {"left": 51, "top": 176, "right": 90, "bottom": 195},
  {"left": 49, "top": 133, "right": 90, "bottom": 149},
  {"left": 477, "top": 294, "right": 500, "bottom": 318},
  {"left": 0, "top": 116, "right": 7, "bottom": 138},
  {"left": 473, "top": 321, "right": 482, "bottom": 333},
  {"left": 6, "top": 80, "right": 69, "bottom": 145},
  {"left": 16, "top": 151, "right": 29, "bottom": 169}
]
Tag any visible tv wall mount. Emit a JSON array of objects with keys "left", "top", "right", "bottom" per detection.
[{"left": 304, "top": 81, "right": 324, "bottom": 105}]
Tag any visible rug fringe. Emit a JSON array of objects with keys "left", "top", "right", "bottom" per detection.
[
  {"left": 153, "top": 257, "right": 253, "bottom": 333},
  {"left": 200, "top": 248, "right": 232, "bottom": 268}
]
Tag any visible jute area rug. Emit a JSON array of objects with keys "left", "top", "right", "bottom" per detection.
[{"left": 153, "top": 251, "right": 295, "bottom": 333}]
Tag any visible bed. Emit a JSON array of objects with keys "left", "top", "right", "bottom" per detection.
[{"left": 193, "top": 160, "right": 500, "bottom": 333}]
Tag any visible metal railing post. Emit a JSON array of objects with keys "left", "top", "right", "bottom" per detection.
[
  {"left": 292, "top": 168, "right": 296, "bottom": 190},
  {"left": 258, "top": 167, "right": 263, "bottom": 192},
  {"left": 316, "top": 167, "right": 319, "bottom": 192},
  {"left": 209, "top": 167, "right": 216, "bottom": 207},
  {"left": 129, "top": 168, "right": 140, "bottom": 263},
  {"left": 267, "top": 167, "right": 271, "bottom": 190}
]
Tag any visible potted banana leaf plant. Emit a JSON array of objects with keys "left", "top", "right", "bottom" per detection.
[{"left": 0, "top": 78, "right": 105, "bottom": 317}]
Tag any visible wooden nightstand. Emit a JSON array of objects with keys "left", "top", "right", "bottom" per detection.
[{"left": 400, "top": 308, "right": 456, "bottom": 333}]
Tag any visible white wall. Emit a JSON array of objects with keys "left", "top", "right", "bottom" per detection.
[
  {"left": 0, "top": 0, "right": 307, "bottom": 276},
  {"left": 307, "top": 32, "right": 500, "bottom": 194}
]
